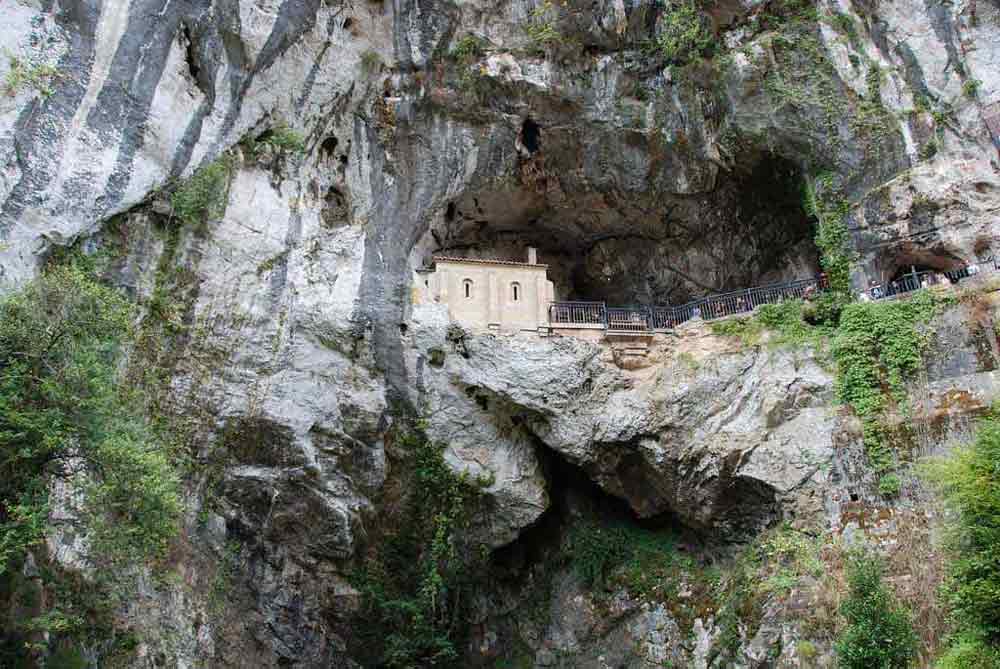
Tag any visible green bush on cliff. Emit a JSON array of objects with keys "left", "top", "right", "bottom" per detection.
[
  {"left": 170, "top": 155, "right": 233, "bottom": 227},
  {"left": 835, "top": 551, "right": 917, "bottom": 669},
  {"left": 656, "top": 1, "right": 714, "bottom": 65},
  {"left": 0, "top": 265, "right": 182, "bottom": 658},
  {"left": 354, "top": 426, "right": 486, "bottom": 667},
  {"left": 924, "top": 418, "right": 1000, "bottom": 664}
]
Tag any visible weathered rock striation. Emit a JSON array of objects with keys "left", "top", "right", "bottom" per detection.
[{"left": 2, "top": 0, "right": 1000, "bottom": 665}]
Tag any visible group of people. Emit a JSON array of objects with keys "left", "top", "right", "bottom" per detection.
[{"left": 864, "top": 270, "right": 951, "bottom": 301}]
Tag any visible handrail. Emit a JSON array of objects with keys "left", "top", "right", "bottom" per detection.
[{"left": 547, "top": 258, "right": 997, "bottom": 334}]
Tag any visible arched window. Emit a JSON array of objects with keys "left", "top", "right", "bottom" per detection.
[
  {"left": 463, "top": 279, "right": 473, "bottom": 299},
  {"left": 511, "top": 282, "right": 521, "bottom": 302}
]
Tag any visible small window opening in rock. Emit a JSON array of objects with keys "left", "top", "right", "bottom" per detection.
[
  {"left": 399, "top": 323, "right": 408, "bottom": 334},
  {"left": 342, "top": 18, "right": 354, "bottom": 30},
  {"left": 511, "top": 282, "right": 520, "bottom": 302},
  {"left": 445, "top": 202, "right": 456, "bottom": 222},
  {"left": 521, "top": 117, "right": 541, "bottom": 153},
  {"left": 339, "top": 154, "right": 348, "bottom": 165},
  {"left": 850, "top": 492, "right": 859, "bottom": 501},
  {"left": 181, "top": 24, "right": 201, "bottom": 83},
  {"left": 463, "top": 279, "right": 473, "bottom": 298}
]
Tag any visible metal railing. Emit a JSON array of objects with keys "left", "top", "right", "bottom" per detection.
[
  {"left": 547, "top": 257, "right": 999, "bottom": 335},
  {"left": 870, "top": 257, "right": 1000, "bottom": 301},
  {"left": 549, "top": 301, "right": 606, "bottom": 326},
  {"left": 607, "top": 306, "right": 651, "bottom": 332}
]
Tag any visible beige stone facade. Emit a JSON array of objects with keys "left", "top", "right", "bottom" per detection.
[{"left": 415, "top": 249, "right": 555, "bottom": 332}]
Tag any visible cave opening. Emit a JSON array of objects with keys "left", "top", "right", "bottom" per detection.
[
  {"left": 520, "top": 118, "right": 541, "bottom": 154},
  {"left": 421, "top": 151, "right": 819, "bottom": 308},
  {"left": 491, "top": 443, "right": 700, "bottom": 577}
]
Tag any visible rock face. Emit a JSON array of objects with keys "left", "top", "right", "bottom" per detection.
[
  {"left": 411, "top": 303, "right": 836, "bottom": 540},
  {"left": 2, "top": 0, "right": 1000, "bottom": 666}
]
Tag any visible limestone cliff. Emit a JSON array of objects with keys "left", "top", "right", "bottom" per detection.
[{"left": 1, "top": 0, "right": 1000, "bottom": 666}]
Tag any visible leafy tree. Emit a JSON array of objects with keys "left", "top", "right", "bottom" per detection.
[
  {"left": 924, "top": 418, "right": 1000, "bottom": 664},
  {"left": 836, "top": 551, "right": 917, "bottom": 669},
  {"left": 0, "top": 265, "right": 181, "bottom": 655}
]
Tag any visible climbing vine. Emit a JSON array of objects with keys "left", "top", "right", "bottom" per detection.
[
  {"left": 832, "top": 291, "right": 941, "bottom": 487},
  {"left": 353, "top": 423, "right": 487, "bottom": 668},
  {"left": 804, "top": 172, "right": 852, "bottom": 299}
]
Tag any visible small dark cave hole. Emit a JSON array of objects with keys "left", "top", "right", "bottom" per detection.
[
  {"left": 445, "top": 202, "right": 456, "bottom": 222},
  {"left": 321, "top": 136, "right": 338, "bottom": 158},
  {"left": 181, "top": 24, "right": 201, "bottom": 84},
  {"left": 339, "top": 154, "right": 349, "bottom": 166},
  {"left": 520, "top": 117, "right": 541, "bottom": 154},
  {"left": 342, "top": 17, "right": 354, "bottom": 30}
]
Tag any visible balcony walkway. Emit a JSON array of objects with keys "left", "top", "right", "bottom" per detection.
[{"left": 548, "top": 259, "right": 999, "bottom": 335}]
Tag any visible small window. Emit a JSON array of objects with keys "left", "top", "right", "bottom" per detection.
[
  {"left": 511, "top": 282, "right": 521, "bottom": 302},
  {"left": 463, "top": 279, "right": 473, "bottom": 298}
]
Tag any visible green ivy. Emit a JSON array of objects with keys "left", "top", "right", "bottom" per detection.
[
  {"left": 832, "top": 291, "right": 939, "bottom": 474},
  {"left": 805, "top": 172, "right": 853, "bottom": 299}
]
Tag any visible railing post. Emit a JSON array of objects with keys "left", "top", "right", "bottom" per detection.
[{"left": 601, "top": 302, "right": 608, "bottom": 329}]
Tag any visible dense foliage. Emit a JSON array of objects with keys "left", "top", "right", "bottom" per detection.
[
  {"left": 835, "top": 551, "right": 917, "bottom": 669},
  {"left": 0, "top": 266, "right": 182, "bottom": 659},
  {"left": 832, "top": 291, "right": 938, "bottom": 485},
  {"left": 355, "top": 426, "right": 485, "bottom": 667},
  {"left": 170, "top": 155, "right": 233, "bottom": 227},
  {"left": 656, "top": 0, "right": 714, "bottom": 65},
  {"left": 925, "top": 418, "right": 1000, "bottom": 665}
]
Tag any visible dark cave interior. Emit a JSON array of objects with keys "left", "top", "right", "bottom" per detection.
[{"left": 421, "top": 152, "right": 820, "bottom": 307}]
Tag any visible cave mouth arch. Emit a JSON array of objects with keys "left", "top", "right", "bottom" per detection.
[{"left": 418, "top": 152, "right": 819, "bottom": 307}]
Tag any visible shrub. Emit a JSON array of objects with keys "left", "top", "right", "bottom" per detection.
[
  {"left": 354, "top": 426, "right": 485, "bottom": 667},
  {"left": 936, "top": 635, "right": 1000, "bottom": 668},
  {"left": 4, "top": 49, "right": 58, "bottom": 96},
  {"left": 835, "top": 551, "right": 917, "bottom": 669},
  {"left": 360, "top": 49, "right": 382, "bottom": 74},
  {"left": 878, "top": 473, "right": 902, "bottom": 498},
  {"left": 170, "top": 156, "right": 232, "bottom": 227},
  {"left": 263, "top": 121, "right": 306, "bottom": 154},
  {"left": 924, "top": 418, "right": 1000, "bottom": 652},
  {"left": 656, "top": 1, "right": 714, "bottom": 65},
  {"left": 450, "top": 35, "right": 486, "bottom": 62},
  {"left": 526, "top": 0, "right": 561, "bottom": 45},
  {"left": 0, "top": 265, "right": 182, "bottom": 662},
  {"left": 570, "top": 522, "right": 630, "bottom": 587},
  {"left": 962, "top": 79, "right": 981, "bottom": 98}
]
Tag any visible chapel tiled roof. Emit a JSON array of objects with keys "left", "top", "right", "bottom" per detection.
[{"left": 432, "top": 255, "right": 548, "bottom": 268}]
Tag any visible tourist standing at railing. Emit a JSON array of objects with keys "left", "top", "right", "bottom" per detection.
[
  {"left": 869, "top": 279, "right": 884, "bottom": 299},
  {"left": 692, "top": 305, "right": 702, "bottom": 320}
]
